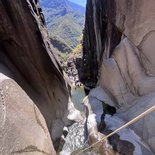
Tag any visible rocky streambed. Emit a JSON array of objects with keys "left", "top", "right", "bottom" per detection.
[{"left": 59, "top": 86, "right": 154, "bottom": 155}]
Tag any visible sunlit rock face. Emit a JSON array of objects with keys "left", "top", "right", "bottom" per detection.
[
  {"left": 83, "top": 0, "right": 155, "bottom": 153},
  {"left": 0, "top": 0, "right": 76, "bottom": 152},
  {"left": 0, "top": 74, "right": 56, "bottom": 155}
]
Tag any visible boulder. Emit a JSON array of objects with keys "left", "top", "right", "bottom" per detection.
[
  {"left": 0, "top": 74, "right": 56, "bottom": 155},
  {"left": 0, "top": 0, "right": 71, "bottom": 145}
]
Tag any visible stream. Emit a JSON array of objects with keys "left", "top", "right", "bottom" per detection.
[
  {"left": 60, "top": 86, "right": 99, "bottom": 155},
  {"left": 70, "top": 86, "right": 85, "bottom": 112},
  {"left": 59, "top": 86, "right": 153, "bottom": 155}
]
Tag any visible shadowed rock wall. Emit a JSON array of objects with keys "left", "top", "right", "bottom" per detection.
[{"left": 0, "top": 0, "right": 72, "bottom": 153}]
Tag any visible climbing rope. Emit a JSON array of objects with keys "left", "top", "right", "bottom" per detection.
[{"left": 75, "top": 105, "right": 155, "bottom": 155}]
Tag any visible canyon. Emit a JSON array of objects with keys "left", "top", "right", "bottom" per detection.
[{"left": 0, "top": 0, "right": 155, "bottom": 155}]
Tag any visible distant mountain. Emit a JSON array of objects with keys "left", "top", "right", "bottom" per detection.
[
  {"left": 67, "top": 0, "right": 85, "bottom": 14},
  {"left": 40, "top": 0, "right": 85, "bottom": 53},
  {"left": 68, "top": 0, "right": 86, "bottom": 7}
]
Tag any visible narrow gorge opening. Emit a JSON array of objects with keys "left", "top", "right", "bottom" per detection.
[
  {"left": 40, "top": 0, "right": 94, "bottom": 154},
  {"left": 40, "top": 0, "right": 155, "bottom": 155}
]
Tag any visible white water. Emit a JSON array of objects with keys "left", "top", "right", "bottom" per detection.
[
  {"left": 60, "top": 122, "right": 85, "bottom": 155},
  {"left": 60, "top": 122, "right": 99, "bottom": 155}
]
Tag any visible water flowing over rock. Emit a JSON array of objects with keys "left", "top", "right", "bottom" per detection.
[
  {"left": 83, "top": 0, "right": 155, "bottom": 153},
  {"left": 60, "top": 122, "right": 86, "bottom": 155},
  {"left": 0, "top": 0, "right": 81, "bottom": 153}
]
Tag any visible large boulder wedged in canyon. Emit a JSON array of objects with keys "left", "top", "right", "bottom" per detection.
[
  {"left": 0, "top": 74, "right": 56, "bottom": 155},
  {"left": 0, "top": 0, "right": 76, "bottom": 150},
  {"left": 83, "top": 0, "right": 155, "bottom": 153}
]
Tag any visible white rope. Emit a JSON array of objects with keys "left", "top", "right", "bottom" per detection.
[{"left": 75, "top": 106, "right": 155, "bottom": 155}]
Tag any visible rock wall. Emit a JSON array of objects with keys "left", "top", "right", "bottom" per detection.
[
  {"left": 83, "top": 0, "right": 155, "bottom": 153},
  {"left": 0, "top": 0, "right": 75, "bottom": 153},
  {"left": 0, "top": 74, "right": 56, "bottom": 154}
]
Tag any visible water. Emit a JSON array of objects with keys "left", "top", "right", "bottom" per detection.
[
  {"left": 60, "top": 122, "right": 85, "bottom": 155},
  {"left": 71, "top": 86, "right": 85, "bottom": 112},
  {"left": 60, "top": 86, "right": 99, "bottom": 155},
  {"left": 60, "top": 86, "right": 153, "bottom": 155},
  {"left": 60, "top": 86, "right": 86, "bottom": 154},
  {"left": 60, "top": 122, "right": 99, "bottom": 155}
]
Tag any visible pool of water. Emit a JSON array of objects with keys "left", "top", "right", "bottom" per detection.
[
  {"left": 71, "top": 86, "right": 86, "bottom": 112},
  {"left": 59, "top": 86, "right": 99, "bottom": 155}
]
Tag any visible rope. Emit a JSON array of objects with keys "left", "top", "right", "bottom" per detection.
[{"left": 74, "top": 105, "right": 155, "bottom": 155}]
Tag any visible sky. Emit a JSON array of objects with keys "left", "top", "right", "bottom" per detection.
[{"left": 69, "top": 0, "right": 86, "bottom": 7}]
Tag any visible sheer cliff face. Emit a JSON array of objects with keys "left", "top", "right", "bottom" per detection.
[
  {"left": 0, "top": 0, "right": 71, "bottom": 153},
  {"left": 84, "top": 0, "right": 155, "bottom": 106},
  {"left": 83, "top": 0, "right": 155, "bottom": 153}
]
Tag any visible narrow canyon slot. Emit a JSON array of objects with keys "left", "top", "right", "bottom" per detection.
[{"left": 0, "top": 0, "right": 155, "bottom": 155}]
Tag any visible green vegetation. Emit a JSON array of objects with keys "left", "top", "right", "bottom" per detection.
[
  {"left": 58, "top": 52, "right": 69, "bottom": 61},
  {"left": 41, "top": 0, "right": 85, "bottom": 54},
  {"left": 50, "top": 36, "right": 72, "bottom": 53},
  {"left": 72, "top": 44, "right": 82, "bottom": 55}
]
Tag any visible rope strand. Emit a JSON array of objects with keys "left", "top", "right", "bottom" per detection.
[{"left": 74, "top": 106, "right": 155, "bottom": 155}]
